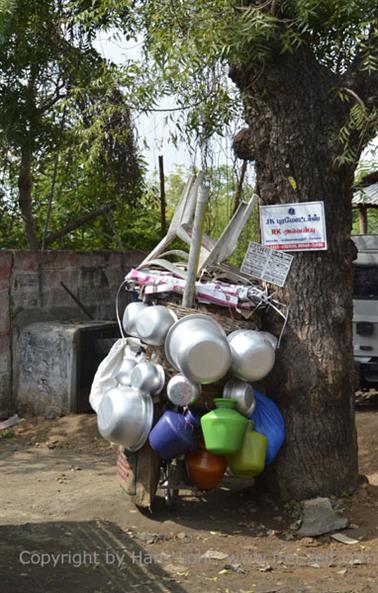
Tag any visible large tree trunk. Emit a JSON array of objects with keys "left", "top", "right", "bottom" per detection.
[
  {"left": 231, "top": 47, "right": 359, "bottom": 500},
  {"left": 18, "top": 142, "right": 39, "bottom": 249}
]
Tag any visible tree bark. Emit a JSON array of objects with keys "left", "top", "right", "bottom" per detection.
[
  {"left": 233, "top": 159, "right": 248, "bottom": 214},
  {"left": 17, "top": 143, "right": 39, "bottom": 249},
  {"left": 358, "top": 205, "right": 368, "bottom": 234},
  {"left": 230, "top": 46, "right": 359, "bottom": 500}
]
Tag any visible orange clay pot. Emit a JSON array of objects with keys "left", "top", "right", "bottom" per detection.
[{"left": 186, "top": 447, "right": 227, "bottom": 491}]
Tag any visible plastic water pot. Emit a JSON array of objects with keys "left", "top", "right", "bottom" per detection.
[
  {"left": 149, "top": 409, "right": 199, "bottom": 459},
  {"left": 186, "top": 447, "right": 227, "bottom": 491},
  {"left": 227, "top": 421, "right": 268, "bottom": 477},
  {"left": 200, "top": 398, "right": 248, "bottom": 455}
]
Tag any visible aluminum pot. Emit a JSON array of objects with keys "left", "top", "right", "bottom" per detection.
[
  {"left": 116, "top": 357, "right": 138, "bottom": 386},
  {"left": 165, "top": 314, "right": 231, "bottom": 384},
  {"left": 130, "top": 361, "right": 165, "bottom": 395},
  {"left": 122, "top": 301, "right": 147, "bottom": 337},
  {"left": 259, "top": 331, "right": 278, "bottom": 350},
  {"left": 228, "top": 329, "right": 275, "bottom": 382},
  {"left": 229, "top": 329, "right": 278, "bottom": 351},
  {"left": 222, "top": 378, "right": 256, "bottom": 416},
  {"left": 97, "top": 385, "right": 153, "bottom": 450},
  {"left": 167, "top": 374, "right": 201, "bottom": 406},
  {"left": 135, "top": 305, "right": 177, "bottom": 346}
]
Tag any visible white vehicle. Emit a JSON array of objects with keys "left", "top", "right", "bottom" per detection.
[{"left": 353, "top": 235, "right": 378, "bottom": 388}]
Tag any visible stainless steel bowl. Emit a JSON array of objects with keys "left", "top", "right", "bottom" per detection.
[
  {"left": 259, "top": 331, "right": 278, "bottom": 350},
  {"left": 97, "top": 385, "right": 153, "bottom": 450},
  {"left": 165, "top": 314, "right": 231, "bottom": 384},
  {"left": 130, "top": 361, "right": 165, "bottom": 395},
  {"left": 228, "top": 329, "right": 244, "bottom": 340},
  {"left": 167, "top": 374, "right": 201, "bottom": 406},
  {"left": 228, "top": 329, "right": 275, "bottom": 382},
  {"left": 222, "top": 379, "right": 256, "bottom": 416},
  {"left": 122, "top": 301, "right": 147, "bottom": 337},
  {"left": 229, "top": 328, "right": 278, "bottom": 350},
  {"left": 135, "top": 305, "right": 178, "bottom": 346},
  {"left": 116, "top": 357, "right": 138, "bottom": 386}
]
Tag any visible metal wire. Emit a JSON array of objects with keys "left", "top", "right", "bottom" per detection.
[{"left": 115, "top": 278, "right": 129, "bottom": 338}]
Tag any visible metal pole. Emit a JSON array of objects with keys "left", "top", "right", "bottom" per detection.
[
  {"left": 158, "top": 155, "right": 167, "bottom": 236},
  {"left": 182, "top": 182, "right": 210, "bottom": 308}
]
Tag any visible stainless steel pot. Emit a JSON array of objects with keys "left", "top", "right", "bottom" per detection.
[
  {"left": 259, "top": 331, "right": 278, "bottom": 350},
  {"left": 229, "top": 329, "right": 278, "bottom": 351},
  {"left": 165, "top": 314, "right": 231, "bottom": 384},
  {"left": 122, "top": 301, "right": 147, "bottom": 337},
  {"left": 222, "top": 378, "right": 256, "bottom": 416},
  {"left": 97, "top": 385, "right": 153, "bottom": 450},
  {"left": 167, "top": 374, "right": 201, "bottom": 406},
  {"left": 228, "top": 329, "right": 275, "bottom": 382},
  {"left": 130, "top": 361, "right": 165, "bottom": 395},
  {"left": 116, "top": 357, "right": 138, "bottom": 386},
  {"left": 135, "top": 305, "right": 177, "bottom": 346}
]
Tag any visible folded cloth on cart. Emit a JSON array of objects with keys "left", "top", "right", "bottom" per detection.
[{"left": 126, "top": 268, "right": 267, "bottom": 310}]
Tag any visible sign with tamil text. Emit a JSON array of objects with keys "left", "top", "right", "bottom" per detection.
[
  {"left": 260, "top": 201, "right": 327, "bottom": 251},
  {"left": 241, "top": 242, "right": 293, "bottom": 287}
]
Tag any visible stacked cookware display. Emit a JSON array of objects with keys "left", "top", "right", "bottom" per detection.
[{"left": 93, "top": 299, "right": 284, "bottom": 491}]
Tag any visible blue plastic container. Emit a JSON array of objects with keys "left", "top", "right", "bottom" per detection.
[
  {"left": 250, "top": 390, "right": 285, "bottom": 464},
  {"left": 149, "top": 410, "right": 199, "bottom": 459}
]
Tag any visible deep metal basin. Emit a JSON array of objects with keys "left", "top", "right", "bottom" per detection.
[
  {"left": 167, "top": 374, "right": 201, "bottom": 406},
  {"left": 122, "top": 302, "right": 147, "bottom": 337},
  {"left": 97, "top": 385, "right": 153, "bottom": 450},
  {"left": 130, "top": 361, "right": 165, "bottom": 395},
  {"left": 135, "top": 305, "right": 177, "bottom": 346},
  {"left": 259, "top": 331, "right": 278, "bottom": 350},
  {"left": 165, "top": 314, "right": 231, "bottom": 384},
  {"left": 228, "top": 329, "right": 275, "bottom": 382},
  {"left": 222, "top": 378, "right": 256, "bottom": 416}
]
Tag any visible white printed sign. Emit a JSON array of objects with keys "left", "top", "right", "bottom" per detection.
[
  {"left": 241, "top": 242, "right": 293, "bottom": 287},
  {"left": 260, "top": 201, "right": 327, "bottom": 251}
]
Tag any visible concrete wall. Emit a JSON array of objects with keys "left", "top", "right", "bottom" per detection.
[{"left": 0, "top": 250, "right": 145, "bottom": 417}]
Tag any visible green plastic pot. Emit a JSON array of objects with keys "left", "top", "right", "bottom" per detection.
[
  {"left": 200, "top": 398, "right": 248, "bottom": 455},
  {"left": 227, "top": 420, "right": 268, "bottom": 477}
]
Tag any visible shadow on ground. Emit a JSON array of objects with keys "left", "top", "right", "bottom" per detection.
[
  {"left": 136, "top": 476, "right": 292, "bottom": 536},
  {"left": 0, "top": 520, "right": 188, "bottom": 593}
]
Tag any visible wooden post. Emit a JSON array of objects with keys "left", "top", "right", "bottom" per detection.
[
  {"left": 358, "top": 205, "right": 368, "bottom": 234},
  {"left": 158, "top": 155, "right": 167, "bottom": 236}
]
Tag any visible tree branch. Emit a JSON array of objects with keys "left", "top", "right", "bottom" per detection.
[
  {"left": 44, "top": 202, "right": 116, "bottom": 246},
  {"left": 339, "top": 87, "right": 366, "bottom": 110},
  {"left": 343, "top": 30, "right": 378, "bottom": 108},
  {"left": 38, "top": 90, "right": 67, "bottom": 113}
]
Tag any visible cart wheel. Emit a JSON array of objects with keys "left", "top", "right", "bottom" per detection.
[
  {"left": 160, "top": 461, "right": 180, "bottom": 510},
  {"left": 164, "top": 484, "right": 179, "bottom": 510}
]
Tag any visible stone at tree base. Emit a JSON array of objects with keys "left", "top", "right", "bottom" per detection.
[{"left": 297, "top": 497, "right": 349, "bottom": 537}]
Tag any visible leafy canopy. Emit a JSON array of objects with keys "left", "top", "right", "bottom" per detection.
[
  {"left": 0, "top": 0, "right": 144, "bottom": 249},
  {"left": 107, "top": 1, "right": 378, "bottom": 154}
]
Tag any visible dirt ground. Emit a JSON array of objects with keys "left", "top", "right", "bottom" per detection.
[{"left": 1, "top": 405, "right": 378, "bottom": 593}]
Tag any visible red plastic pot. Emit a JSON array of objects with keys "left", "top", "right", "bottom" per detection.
[{"left": 186, "top": 446, "right": 227, "bottom": 491}]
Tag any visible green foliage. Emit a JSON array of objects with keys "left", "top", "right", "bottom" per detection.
[
  {"left": 0, "top": 429, "right": 14, "bottom": 439},
  {"left": 0, "top": 0, "right": 144, "bottom": 249},
  {"left": 1, "top": 0, "right": 377, "bottom": 250},
  {"left": 352, "top": 208, "right": 378, "bottom": 235},
  {"left": 157, "top": 163, "right": 259, "bottom": 266},
  {"left": 352, "top": 158, "right": 378, "bottom": 235},
  {"left": 105, "top": 0, "right": 378, "bottom": 161}
]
